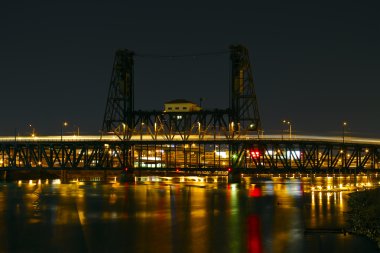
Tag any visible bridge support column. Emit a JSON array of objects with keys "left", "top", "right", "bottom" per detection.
[
  {"left": 120, "top": 168, "right": 135, "bottom": 183},
  {"left": 228, "top": 168, "right": 242, "bottom": 184},
  {"left": 60, "top": 170, "right": 68, "bottom": 183},
  {"left": 103, "top": 169, "right": 108, "bottom": 182},
  {"left": 1, "top": 170, "right": 7, "bottom": 181}
]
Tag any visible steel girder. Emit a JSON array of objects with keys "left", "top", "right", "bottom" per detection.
[
  {"left": 0, "top": 140, "right": 379, "bottom": 171},
  {"left": 0, "top": 142, "right": 132, "bottom": 170},
  {"left": 239, "top": 141, "right": 378, "bottom": 171},
  {"left": 112, "top": 110, "right": 250, "bottom": 141}
]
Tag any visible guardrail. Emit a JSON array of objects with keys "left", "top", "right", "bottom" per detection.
[{"left": 1, "top": 134, "right": 380, "bottom": 145}]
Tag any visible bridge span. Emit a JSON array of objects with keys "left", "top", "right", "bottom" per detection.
[
  {"left": 3, "top": 47, "right": 380, "bottom": 175},
  {"left": 0, "top": 134, "right": 380, "bottom": 173}
]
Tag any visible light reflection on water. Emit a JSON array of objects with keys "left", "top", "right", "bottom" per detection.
[{"left": 0, "top": 175, "right": 378, "bottom": 252}]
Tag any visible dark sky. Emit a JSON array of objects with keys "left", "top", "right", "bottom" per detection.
[{"left": 1, "top": 1, "right": 379, "bottom": 137}]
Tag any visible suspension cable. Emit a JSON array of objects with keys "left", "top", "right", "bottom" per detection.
[{"left": 135, "top": 50, "right": 229, "bottom": 59}]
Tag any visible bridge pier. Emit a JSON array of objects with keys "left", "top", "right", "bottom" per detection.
[
  {"left": 60, "top": 170, "right": 68, "bottom": 184},
  {"left": 0, "top": 170, "right": 7, "bottom": 181},
  {"left": 228, "top": 168, "right": 242, "bottom": 184},
  {"left": 120, "top": 168, "right": 135, "bottom": 183}
]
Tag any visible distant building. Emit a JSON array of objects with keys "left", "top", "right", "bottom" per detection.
[{"left": 164, "top": 99, "right": 202, "bottom": 112}]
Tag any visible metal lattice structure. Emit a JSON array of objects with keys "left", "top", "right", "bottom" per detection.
[
  {"left": 230, "top": 45, "right": 261, "bottom": 132},
  {"left": 101, "top": 45, "right": 262, "bottom": 141},
  {"left": 102, "top": 49, "right": 134, "bottom": 139},
  {"left": 2, "top": 46, "right": 380, "bottom": 175},
  {"left": 0, "top": 139, "right": 379, "bottom": 172}
]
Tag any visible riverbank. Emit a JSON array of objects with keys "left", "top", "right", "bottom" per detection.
[{"left": 347, "top": 188, "right": 380, "bottom": 248}]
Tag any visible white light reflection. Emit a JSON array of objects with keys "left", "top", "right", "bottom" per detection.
[{"left": 52, "top": 179, "right": 61, "bottom": 185}]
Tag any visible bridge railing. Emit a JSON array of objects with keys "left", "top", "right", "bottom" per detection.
[
  {"left": 0, "top": 134, "right": 379, "bottom": 171},
  {"left": 1, "top": 134, "right": 380, "bottom": 146}
]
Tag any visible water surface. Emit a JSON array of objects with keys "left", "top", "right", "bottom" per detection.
[{"left": 0, "top": 175, "right": 378, "bottom": 253}]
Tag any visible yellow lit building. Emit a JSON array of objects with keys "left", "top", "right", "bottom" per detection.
[{"left": 164, "top": 99, "right": 202, "bottom": 113}]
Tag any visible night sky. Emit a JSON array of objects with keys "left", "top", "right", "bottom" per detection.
[{"left": 1, "top": 1, "right": 379, "bottom": 137}]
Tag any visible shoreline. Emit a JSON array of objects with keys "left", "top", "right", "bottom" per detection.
[{"left": 347, "top": 188, "right": 380, "bottom": 248}]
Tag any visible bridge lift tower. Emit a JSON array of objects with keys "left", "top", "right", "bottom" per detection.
[{"left": 102, "top": 45, "right": 262, "bottom": 140}]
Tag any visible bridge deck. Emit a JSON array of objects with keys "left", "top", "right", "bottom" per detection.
[{"left": 0, "top": 135, "right": 379, "bottom": 171}]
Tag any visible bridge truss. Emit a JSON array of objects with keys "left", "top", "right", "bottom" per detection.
[
  {"left": 0, "top": 139, "right": 379, "bottom": 172},
  {"left": 3, "top": 46, "right": 377, "bottom": 174},
  {"left": 102, "top": 45, "right": 262, "bottom": 141}
]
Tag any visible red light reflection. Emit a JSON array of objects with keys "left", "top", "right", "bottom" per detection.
[
  {"left": 248, "top": 187, "right": 262, "bottom": 197},
  {"left": 247, "top": 215, "right": 262, "bottom": 253}
]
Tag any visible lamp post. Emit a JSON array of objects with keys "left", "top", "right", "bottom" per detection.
[
  {"left": 61, "top": 121, "right": 68, "bottom": 141},
  {"left": 14, "top": 128, "right": 18, "bottom": 142},
  {"left": 281, "top": 121, "right": 284, "bottom": 140},
  {"left": 342, "top": 121, "right": 347, "bottom": 144},
  {"left": 28, "top": 124, "right": 35, "bottom": 137},
  {"left": 229, "top": 121, "right": 234, "bottom": 137},
  {"left": 122, "top": 123, "right": 126, "bottom": 138},
  {"left": 283, "top": 120, "right": 292, "bottom": 139},
  {"left": 154, "top": 122, "right": 157, "bottom": 140},
  {"left": 342, "top": 121, "right": 347, "bottom": 176},
  {"left": 73, "top": 125, "right": 80, "bottom": 136},
  {"left": 197, "top": 122, "right": 201, "bottom": 139},
  {"left": 140, "top": 122, "right": 144, "bottom": 141}
]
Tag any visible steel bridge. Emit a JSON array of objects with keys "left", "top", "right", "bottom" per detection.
[
  {"left": 0, "top": 135, "right": 380, "bottom": 173},
  {"left": 1, "top": 45, "right": 380, "bottom": 174}
]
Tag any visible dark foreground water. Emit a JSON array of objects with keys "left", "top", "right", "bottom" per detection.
[{"left": 0, "top": 176, "right": 379, "bottom": 253}]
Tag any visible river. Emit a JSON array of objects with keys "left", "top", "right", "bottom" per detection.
[{"left": 0, "top": 174, "right": 378, "bottom": 252}]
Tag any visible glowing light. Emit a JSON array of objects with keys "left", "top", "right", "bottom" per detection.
[
  {"left": 215, "top": 151, "right": 227, "bottom": 158},
  {"left": 250, "top": 149, "right": 260, "bottom": 158},
  {"left": 52, "top": 179, "right": 61, "bottom": 184}
]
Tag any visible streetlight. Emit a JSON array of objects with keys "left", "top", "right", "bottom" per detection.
[
  {"left": 342, "top": 121, "right": 347, "bottom": 144},
  {"left": 61, "top": 121, "right": 68, "bottom": 141},
  {"left": 229, "top": 121, "right": 234, "bottom": 137},
  {"left": 28, "top": 124, "right": 35, "bottom": 137},
  {"left": 73, "top": 125, "right": 80, "bottom": 136},
  {"left": 140, "top": 122, "right": 144, "bottom": 141},
  {"left": 282, "top": 120, "right": 292, "bottom": 139},
  {"left": 197, "top": 122, "right": 201, "bottom": 139},
  {"left": 154, "top": 122, "right": 157, "bottom": 140}
]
